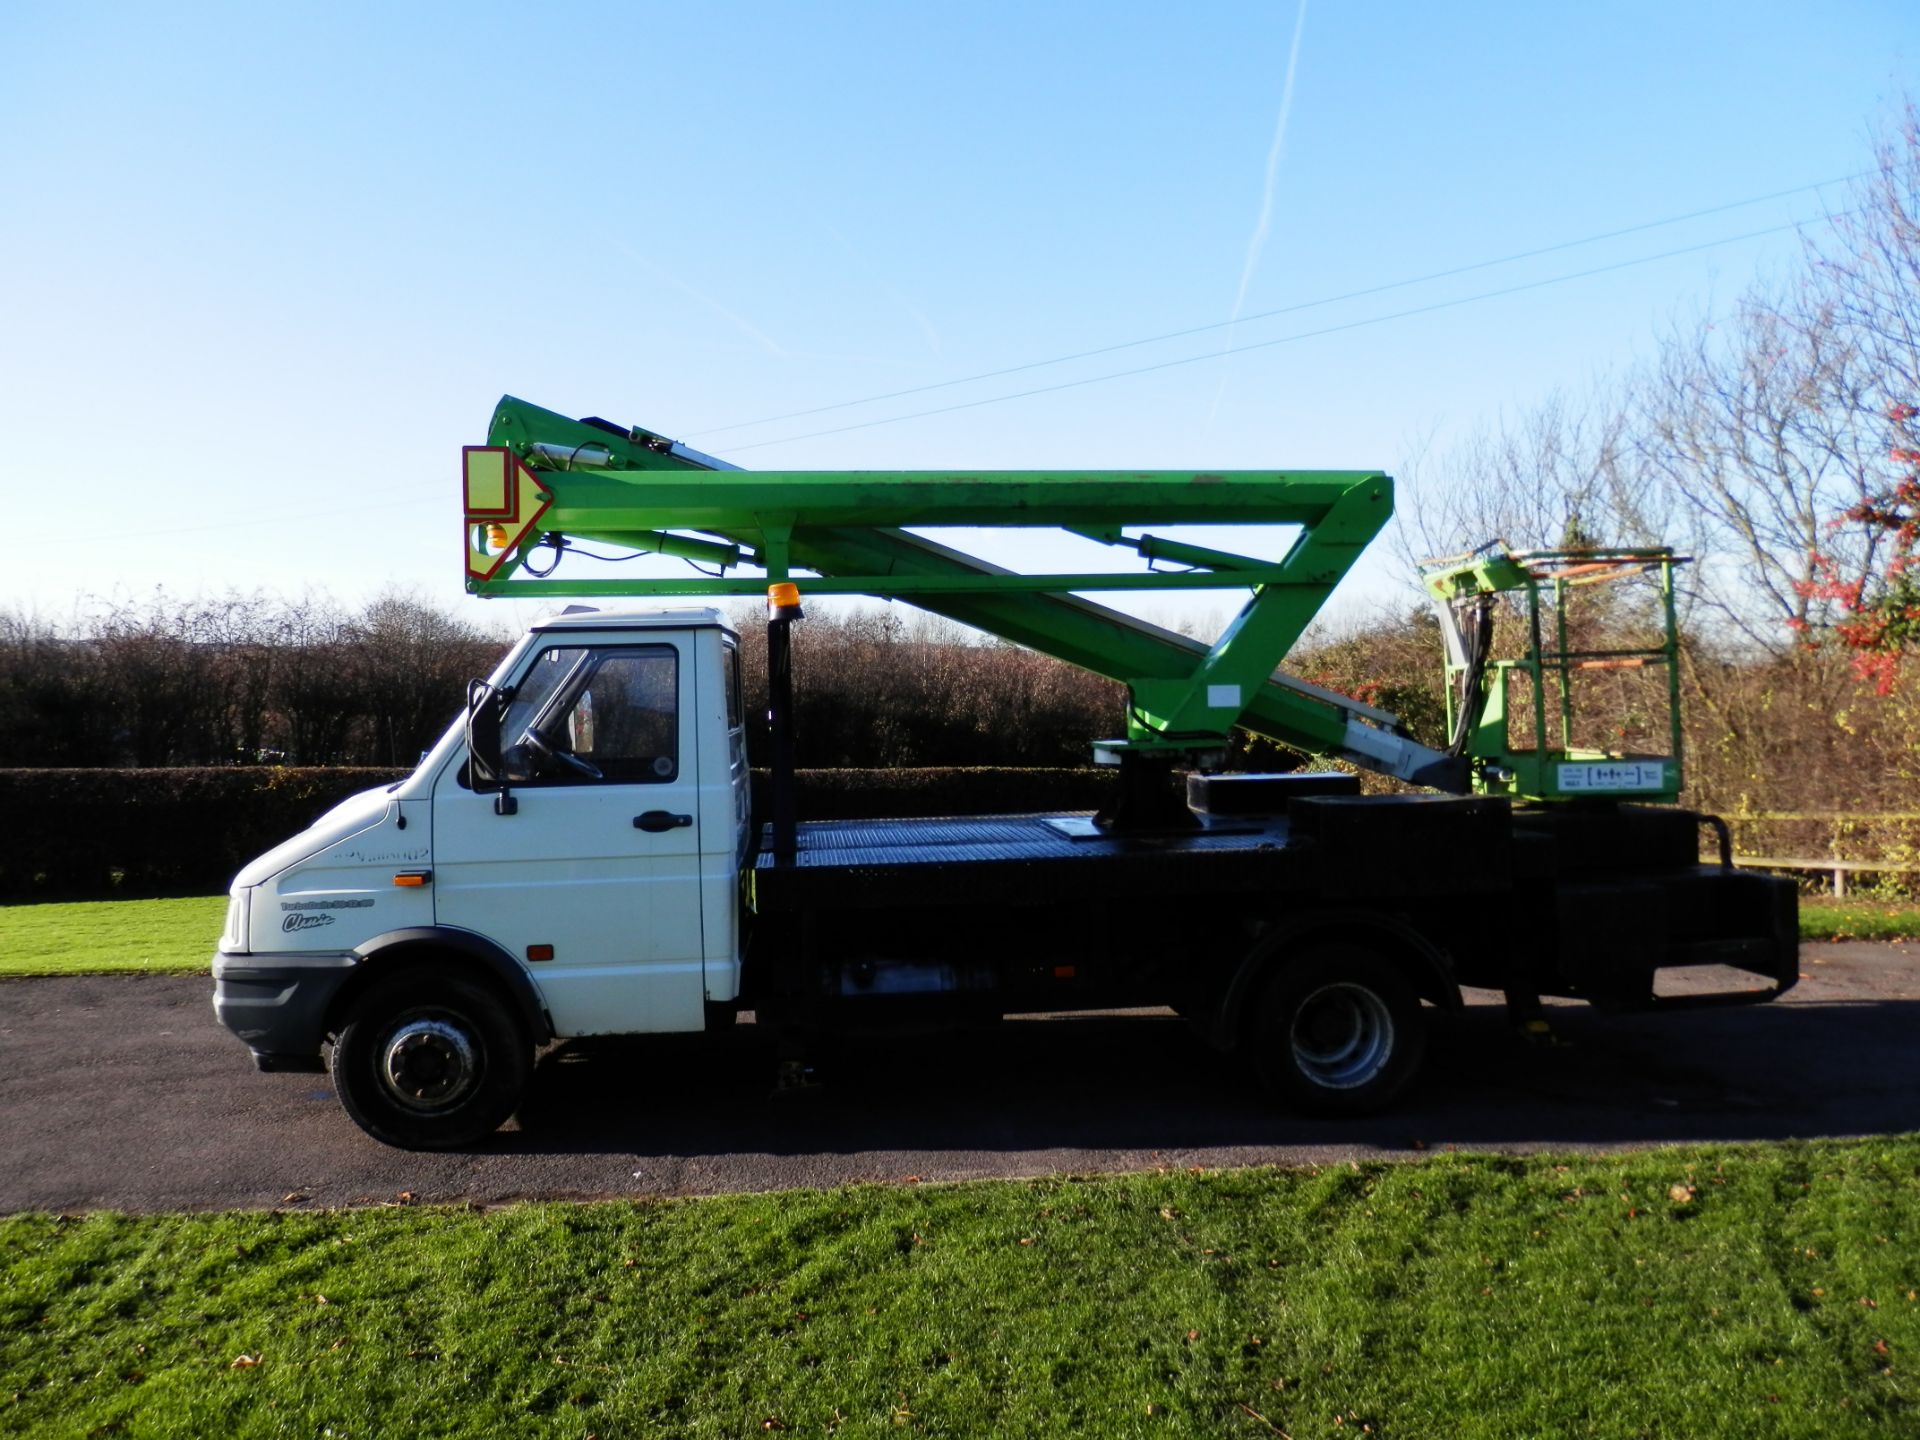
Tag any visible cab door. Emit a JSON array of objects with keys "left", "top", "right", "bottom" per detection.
[{"left": 431, "top": 635, "right": 707, "bottom": 1036}]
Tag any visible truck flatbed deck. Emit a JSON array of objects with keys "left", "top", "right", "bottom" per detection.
[{"left": 751, "top": 810, "right": 1305, "bottom": 910}]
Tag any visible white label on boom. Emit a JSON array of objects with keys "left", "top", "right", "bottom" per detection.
[
  {"left": 1557, "top": 761, "right": 1667, "bottom": 792},
  {"left": 1207, "top": 684, "right": 1242, "bottom": 709}
]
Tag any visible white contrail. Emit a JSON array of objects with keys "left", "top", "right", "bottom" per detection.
[
  {"left": 603, "top": 233, "right": 790, "bottom": 359},
  {"left": 824, "top": 220, "right": 944, "bottom": 357},
  {"left": 1204, "top": 0, "right": 1309, "bottom": 437}
]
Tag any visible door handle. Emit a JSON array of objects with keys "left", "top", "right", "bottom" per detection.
[{"left": 634, "top": 811, "right": 694, "bottom": 833}]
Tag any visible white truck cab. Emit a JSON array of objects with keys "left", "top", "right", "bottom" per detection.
[{"left": 213, "top": 607, "right": 749, "bottom": 1147}]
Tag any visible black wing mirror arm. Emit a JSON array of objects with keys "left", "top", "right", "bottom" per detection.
[{"left": 466, "top": 678, "right": 518, "bottom": 816}]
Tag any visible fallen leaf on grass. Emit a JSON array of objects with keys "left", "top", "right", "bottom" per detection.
[
  {"left": 1669, "top": 1184, "right": 1696, "bottom": 1204},
  {"left": 229, "top": 1354, "right": 260, "bottom": 1369},
  {"left": 1236, "top": 1400, "right": 1291, "bottom": 1436}
]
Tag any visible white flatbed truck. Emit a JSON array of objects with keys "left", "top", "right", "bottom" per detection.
[{"left": 211, "top": 399, "right": 1796, "bottom": 1149}]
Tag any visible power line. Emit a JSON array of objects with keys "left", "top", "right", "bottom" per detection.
[
  {"left": 684, "top": 171, "right": 1865, "bottom": 440},
  {"left": 723, "top": 212, "right": 1847, "bottom": 454},
  {"left": 92, "top": 494, "right": 441, "bottom": 544},
  {"left": 87, "top": 184, "right": 1855, "bottom": 546}
]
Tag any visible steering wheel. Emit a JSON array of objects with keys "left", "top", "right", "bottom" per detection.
[{"left": 518, "top": 728, "right": 604, "bottom": 781}]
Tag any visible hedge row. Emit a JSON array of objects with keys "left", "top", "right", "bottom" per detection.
[
  {"left": 0, "top": 768, "right": 411, "bottom": 899},
  {"left": 1, "top": 766, "right": 1118, "bottom": 899}
]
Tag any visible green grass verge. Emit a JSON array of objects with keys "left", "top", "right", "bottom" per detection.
[
  {"left": 0, "top": 891, "right": 1908, "bottom": 983},
  {"left": 4, "top": 1139, "right": 1917, "bottom": 1438},
  {"left": 0, "top": 895, "right": 223, "bottom": 977},
  {"left": 1799, "top": 901, "right": 1920, "bottom": 943}
]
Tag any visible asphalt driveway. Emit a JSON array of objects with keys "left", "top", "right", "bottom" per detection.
[{"left": 1, "top": 940, "right": 1914, "bottom": 1213}]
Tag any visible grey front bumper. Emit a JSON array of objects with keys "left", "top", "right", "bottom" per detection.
[{"left": 211, "top": 951, "right": 359, "bottom": 1073}]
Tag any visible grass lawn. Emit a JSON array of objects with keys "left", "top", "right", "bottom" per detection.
[
  {"left": 0, "top": 893, "right": 1913, "bottom": 980},
  {"left": 0, "top": 895, "right": 224, "bottom": 977},
  {"left": 1800, "top": 900, "right": 1920, "bottom": 943},
  {"left": 2, "top": 1138, "right": 1916, "bottom": 1438}
]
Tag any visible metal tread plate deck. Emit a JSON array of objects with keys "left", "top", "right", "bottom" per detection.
[{"left": 751, "top": 812, "right": 1306, "bottom": 911}]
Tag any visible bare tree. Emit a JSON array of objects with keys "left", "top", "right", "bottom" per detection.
[
  {"left": 350, "top": 590, "right": 503, "bottom": 766},
  {"left": 89, "top": 591, "right": 225, "bottom": 766},
  {"left": 1395, "top": 389, "right": 1668, "bottom": 567},
  {"left": 266, "top": 594, "right": 360, "bottom": 764},
  {"left": 1630, "top": 108, "right": 1920, "bottom": 663},
  {"left": 198, "top": 592, "right": 281, "bottom": 764},
  {"left": 0, "top": 607, "right": 115, "bottom": 764},
  {"left": 1635, "top": 289, "right": 1882, "bottom": 651}
]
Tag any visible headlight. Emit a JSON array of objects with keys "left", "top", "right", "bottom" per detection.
[{"left": 222, "top": 890, "right": 251, "bottom": 953}]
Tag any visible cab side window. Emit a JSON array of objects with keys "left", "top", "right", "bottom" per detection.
[{"left": 503, "top": 644, "right": 679, "bottom": 784}]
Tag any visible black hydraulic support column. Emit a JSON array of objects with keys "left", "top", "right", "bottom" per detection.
[
  {"left": 766, "top": 614, "right": 799, "bottom": 861},
  {"left": 1093, "top": 751, "right": 1202, "bottom": 831}
]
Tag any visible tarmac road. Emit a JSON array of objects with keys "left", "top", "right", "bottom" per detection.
[{"left": 1, "top": 940, "right": 1916, "bottom": 1214}]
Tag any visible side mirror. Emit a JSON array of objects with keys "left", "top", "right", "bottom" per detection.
[{"left": 465, "top": 679, "right": 517, "bottom": 814}]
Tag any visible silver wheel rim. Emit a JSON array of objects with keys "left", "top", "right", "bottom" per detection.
[
  {"left": 1289, "top": 982, "right": 1395, "bottom": 1090},
  {"left": 380, "top": 1017, "right": 480, "bottom": 1112}
]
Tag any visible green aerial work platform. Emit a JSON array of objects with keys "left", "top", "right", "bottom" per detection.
[
  {"left": 460, "top": 397, "right": 1699, "bottom": 815},
  {"left": 462, "top": 396, "right": 1470, "bottom": 793}
]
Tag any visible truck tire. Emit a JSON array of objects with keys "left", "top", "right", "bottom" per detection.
[
  {"left": 1246, "top": 947, "right": 1426, "bottom": 1116},
  {"left": 330, "top": 966, "right": 530, "bottom": 1150}
]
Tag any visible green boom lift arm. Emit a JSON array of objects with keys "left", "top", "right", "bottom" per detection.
[{"left": 461, "top": 396, "right": 1471, "bottom": 792}]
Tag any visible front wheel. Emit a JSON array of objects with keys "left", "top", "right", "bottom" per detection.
[
  {"left": 1246, "top": 948, "right": 1426, "bottom": 1116},
  {"left": 331, "top": 966, "right": 531, "bottom": 1149}
]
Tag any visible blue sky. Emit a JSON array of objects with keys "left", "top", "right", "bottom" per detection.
[{"left": 2, "top": 1, "right": 1914, "bottom": 633}]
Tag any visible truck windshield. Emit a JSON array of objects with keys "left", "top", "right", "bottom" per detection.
[{"left": 501, "top": 647, "right": 585, "bottom": 757}]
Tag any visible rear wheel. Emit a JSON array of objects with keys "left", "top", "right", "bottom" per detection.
[
  {"left": 331, "top": 966, "right": 530, "bottom": 1149},
  {"left": 1247, "top": 947, "right": 1426, "bottom": 1116}
]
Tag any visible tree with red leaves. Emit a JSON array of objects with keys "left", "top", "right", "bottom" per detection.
[{"left": 1788, "top": 113, "right": 1920, "bottom": 691}]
